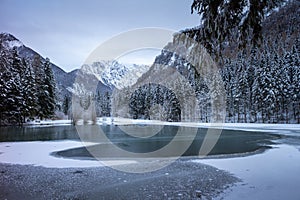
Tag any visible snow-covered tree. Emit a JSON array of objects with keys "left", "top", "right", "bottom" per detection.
[
  {"left": 191, "top": 0, "right": 286, "bottom": 58},
  {"left": 6, "top": 48, "right": 24, "bottom": 124},
  {"left": 20, "top": 58, "right": 36, "bottom": 122},
  {"left": 0, "top": 42, "right": 12, "bottom": 125},
  {"left": 42, "top": 58, "right": 56, "bottom": 118}
]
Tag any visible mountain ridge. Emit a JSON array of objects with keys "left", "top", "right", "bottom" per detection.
[
  {"left": 0, "top": 32, "right": 151, "bottom": 105},
  {"left": 0, "top": 32, "right": 77, "bottom": 102}
]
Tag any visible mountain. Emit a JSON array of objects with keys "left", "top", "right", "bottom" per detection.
[
  {"left": 81, "top": 61, "right": 150, "bottom": 90},
  {"left": 0, "top": 33, "right": 150, "bottom": 104},
  {"left": 0, "top": 33, "right": 77, "bottom": 102},
  {"left": 153, "top": 0, "right": 300, "bottom": 74},
  {"left": 123, "top": 0, "right": 300, "bottom": 123}
]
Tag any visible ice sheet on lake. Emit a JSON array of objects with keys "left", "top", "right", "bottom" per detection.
[{"left": 0, "top": 140, "right": 137, "bottom": 168}]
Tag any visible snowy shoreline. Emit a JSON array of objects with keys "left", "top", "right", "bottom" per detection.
[
  {"left": 22, "top": 118, "right": 300, "bottom": 139},
  {"left": 26, "top": 117, "right": 300, "bottom": 129},
  {"left": 0, "top": 120, "right": 299, "bottom": 199},
  {"left": 0, "top": 119, "right": 299, "bottom": 168},
  {"left": 194, "top": 143, "right": 300, "bottom": 200}
]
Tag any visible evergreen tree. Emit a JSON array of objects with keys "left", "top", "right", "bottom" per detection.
[
  {"left": 191, "top": 0, "right": 286, "bottom": 58},
  {"left": 63, "top": 95, "right": 71, "bottom": 116},
  {"left": 19, "top": 58, "right": 34, "bottom": 122},
  {"left": 43, "top": 58, "right": 56, "bottom": 118},
  {"left": 25, "top": 61, "right": 37, "bottom": 120},
  {"left": 32, "top": 55, "right": 44, "bottom": 119},
  {"left": 0, "top": 40, "right": 60, "bottom": 124},
  {"left": 8, "top": 48, "right": 24, "bottom": 124},
  {"left": 247, "top": 50, "right": 257, "bottom": 122},
  {"left": 284, "top": 47, "right": 300, "bottom": 122},
  {"left": 101, "top": 91, "right": 111, "bottom": 117},
  {"left": 0, "top": 42, "right": 12, "bottom": 124}
]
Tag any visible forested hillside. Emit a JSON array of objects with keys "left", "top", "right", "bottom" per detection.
[
  {"left": 115, "top": 0, "right": 300, "bottom": 123},
  {"left": 0, "top": 43, "right": 56, "bottom": 125},
  {"left": 1, "top": 1, "right": 299, "bottom": 124}
]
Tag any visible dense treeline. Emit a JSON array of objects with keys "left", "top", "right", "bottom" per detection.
[
  {"left": 150, "top": 30, "right": 300, "bottom": 123},
  {"left": 71, "top": 34, "right": 300, "bottom": 124},
  {"left": 221, "top": 43, "right": 300, "bottom": 123},
  {"left": 129, "top": 83, "right": 181, "bottom": 122},
  {"left": 71, "top": 47, "right": 300, "bottom": 124},
  {"left": 95, "top": 91, "right": 111, "bottom": 117},
  {"left": 0, "top": 45, "right": 56, "bottom": 125},
  {"left": 69, "top": 81, "right": 112, "bottom": 124}
]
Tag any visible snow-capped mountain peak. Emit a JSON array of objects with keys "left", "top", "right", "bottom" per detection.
[
  {"left": 81, "top": 60, "right": 150, "bottom": 90},
  {"left": 0, "top": 33, "right": 24, "bottom": 49}
]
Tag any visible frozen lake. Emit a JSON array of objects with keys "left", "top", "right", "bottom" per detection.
[
  {"left": 0, "top": 123, "right": 300, "bottom": 199},
  {"left": 0, "top": 124, "right": 280, "bottom": 162}
]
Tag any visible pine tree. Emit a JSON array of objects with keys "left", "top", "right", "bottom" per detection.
[
  {"left": 19, "top": 58, "right": 33, "bottom": 122},
  {"left": 24, "top": 61, "right": 37, "bottom": 120},
  {"left": 285, "top": 47, "right": 300, "bottom": 122},
  {"left": 191, "top": 0, "right": 286, "bottom": 58},
  {"left": 257, "top": 53, "right": 277, "bottom": 122},
  {"left": 63, "top": 95, "right": 70, "bottom": 116},
  {"left": 237, "top": 54, "right": 250, "bottom": 122},
  {"left": 101, "top": 91, "right": 111, "bottom": 117},
  {"left": 0, "top": 42, "right": 12, "bottom": 125},
  {"left": 245, "top": 49, "right": 258, "bottom": 122},
  {"left": 32, "top": 55, "right": 44, "bottom": 119},
  {"left": 43, "top": 58, "right": 56, "bottom": 118},
  {"left": 222, "top": 60, "right": 235, "bottom": 122},
  {"left": 7, "top": 48, "right": 24, "bottom": 124}
]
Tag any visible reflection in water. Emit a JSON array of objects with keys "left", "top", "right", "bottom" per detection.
[
  {"left": 55, "top": 125, "right": 279, "bottom": 159},
  {"left": 102, "top": 125, "right": 179, "bottom": 153},
  {"left": 0, "top": 126, "right": 79, "bottom": 142},
  {"left": 0, "top": 125, "right": 280, "bottom": 159}
]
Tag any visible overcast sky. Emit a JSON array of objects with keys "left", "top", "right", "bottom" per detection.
[{"left": 0, "top": 0, "right": 199, "bottom": 72}]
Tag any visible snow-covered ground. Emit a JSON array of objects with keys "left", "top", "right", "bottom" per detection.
[
  {"left": 25, "top": 117, "right": 300, "bottom": 130},
  {"left": 193, "top": 143, "right": 300, "bottom": 200},
  {"left": 106, "top": 117, "right": 300, "bottom": 137},
  {"left": 26, "top": 119, "right": 71, "bottom": 126},
  {"left": 1, "top": 119, "right": 300, "bottom": 199},
  {"left": 1, "top": 118, "right": 299, "bottom": 169},
  {"left": 4, "top": 118, "right": 300, "bottom": 166},
  {"left": 26, "top": 117, "right": 300, "bottom": 137},
  {"left": 0, "top": 140, "right": 137, "bottom": 168}
]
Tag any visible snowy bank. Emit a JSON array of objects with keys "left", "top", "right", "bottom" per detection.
[
  {"left": 110, "top": 117, "right": 300, "bottom": 134},
  {"left": 24, "top": 117, "right": 300, "bottom": 132},
  {"left": 0, "top": 140, "right": 137, "bottom": 168},
  {"left": 192, "top": 143, "right": 300, "bottom": 200},
  {"left": 26, "top": 119, "right": 72, "bottom": 126}
]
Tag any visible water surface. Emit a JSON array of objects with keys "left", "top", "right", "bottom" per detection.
[{"left": 0, "top": 125, "right": 280, "bottom": 159}]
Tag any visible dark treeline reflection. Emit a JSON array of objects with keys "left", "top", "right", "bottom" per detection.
[{"left": 0, "top": 126, "right": 79, "bottom": 142}]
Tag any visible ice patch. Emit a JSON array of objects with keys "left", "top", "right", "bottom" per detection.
[{"left": 0, "top": 140, "right": 137, "bottom": 168}]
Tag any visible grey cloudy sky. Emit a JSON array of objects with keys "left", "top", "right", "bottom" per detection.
[{"left": 0, "top": 0, "right": 199, "bottom": 72}]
